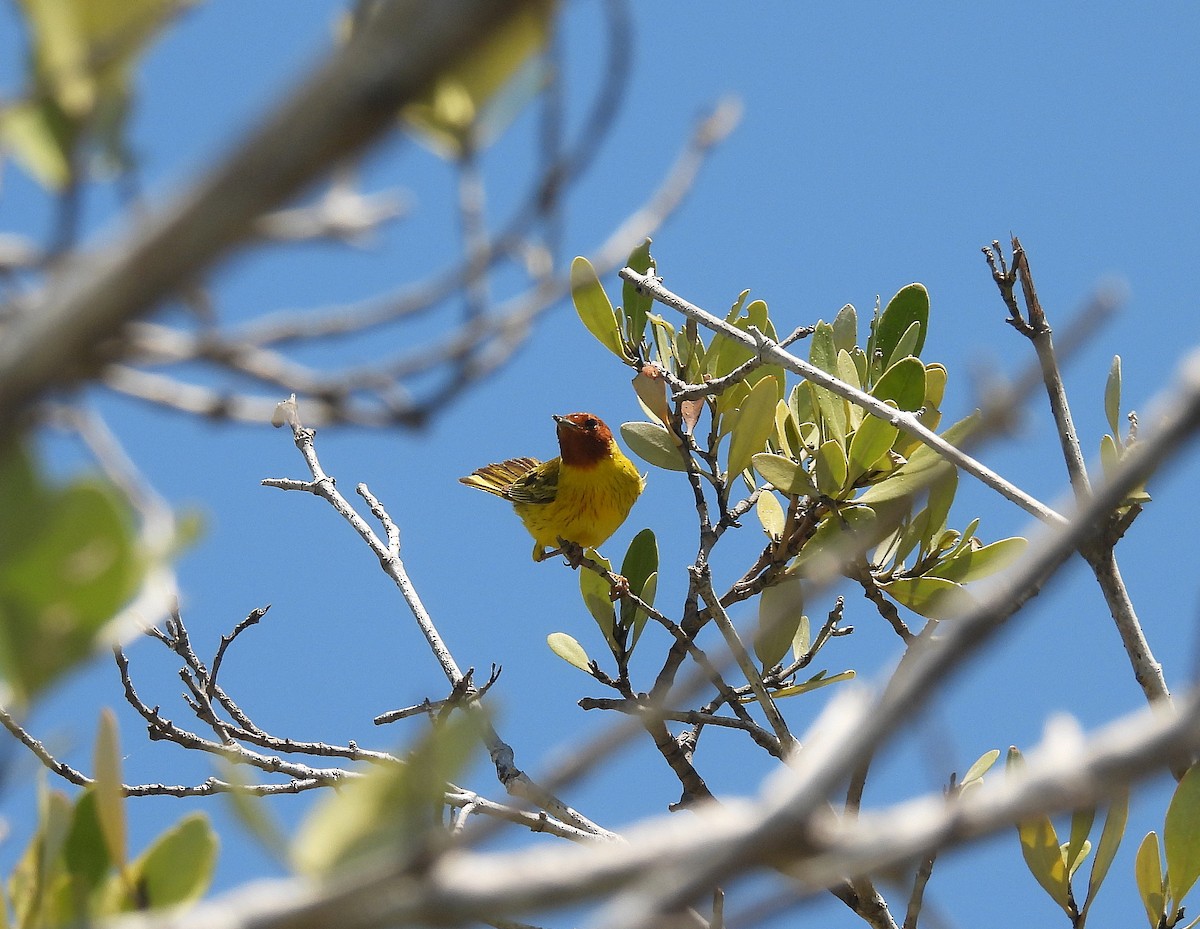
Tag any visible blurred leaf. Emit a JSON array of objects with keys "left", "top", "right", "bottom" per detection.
[
  {"left": 1066, "top": 839, "right": 1092, "bottom": 878},
  {"left": 1017, "top": 814, "right": 1071, "bottom": 913},
  {"left": 547, "top": 632, "right": 591, "bottom": 672},
  {"left": 871, "top": 356, "right": 926, "bottom": 412},
  {"left": 928, "top": 537, "right": 1027, "bottom": 584},
  {"left": 814, "top": 439, "right": 848, "bottom": 497},
  {"left": 619, "top": 529, "right": 658, "bottom": 630},
  {"left": 767, "top": 669, "right": 855, "bottom": 700},
  {"left": 1105, "top": 355, "right": 1123, "bottom": 439},
  {"left": 1135, "top": 831, "right": 1166, "bottom": 929},
  {"left": 572, "top": 256, "right": 631, "bottom": 362},
  {"left": 872, "top": 283, "right": 929, "bottom": 368},
  {"left": 961, "top": 749, "right": 1000, "bottom": 786},
  {"left": 756, "top": 490, "right": 785, "bottom": 540},
  {"left": 1083, "top": 790, "right": 1128, "bottom": 920},
  {"left": 401, "top": 0, "right": 554, "bottom": 155},
  {"left": 791, "top": 506, "right": 878, "bottom": 579},
  {"left": 1165, "top": 763, "right": 1200, "bottom": 919},
  {"left": 124, "top": 814, "right": 217, "bottom": 910},
  {"left": 846, "top": 411, "right": 900, "bottom": 483},
  {"left": 0, "top": 474, "right": 142, "bottom": 700},
  {"left": 728, "top": 377, "right": 780, "bottom": 479},
  {"left": 621, "top": 421, "right": 690, "bottom": 472},
  {"left": 831, "top": 304, "right": 858, "bottom": 353},
  {"left": 62, "top": 790, "right": 111, "bottom": 900},
  {"left": 753, "top": 453, "right": 819, "bottom": 498},
  {"left": 293, "top": 715, "right": 474, "bottom": 876},
  {"left": 0, "top": 98, "right": 74, "bottom": 189},
  {"left": 93, "top": 709, "right": 127, "bottom": 872},
  {"left": 882, "top": 576, "right": 974, "bottom": 620},
  {"left": 622, "top": 238, "right": 656, "bottom": 346},
  {"left": 755, "top": 576, "right": 804, "bottom": 669},
  {"left": 579, "top": 550, "right": 617, "bottom": 652}
]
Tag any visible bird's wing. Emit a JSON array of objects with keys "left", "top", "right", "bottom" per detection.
[
  {"left": 459, "top": 456, "right": 542, "bottom": 497},
  {"left": 502, "top": 456, "right": 560, "bottom": 505}
]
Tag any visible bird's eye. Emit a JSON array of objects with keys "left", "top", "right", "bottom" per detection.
[{"left": 585, "top": 417, "right": 597, "bottom": 429}]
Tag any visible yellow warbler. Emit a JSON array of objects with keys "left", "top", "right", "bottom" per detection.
[{"left": 460, "top": 412, "right": 644, "bottom": 561}]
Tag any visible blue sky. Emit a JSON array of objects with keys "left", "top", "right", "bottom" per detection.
[{"left": 3, "top": 2, "right": 1200, "bottom": 926}]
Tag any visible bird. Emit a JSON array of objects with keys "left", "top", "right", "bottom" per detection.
[{"left": 460, "top": 412, "right": 645, "bottom": 562}]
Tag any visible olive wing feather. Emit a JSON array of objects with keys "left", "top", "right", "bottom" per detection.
[{"left": 460, "top": 456, "right": 559, "bottom": 505}]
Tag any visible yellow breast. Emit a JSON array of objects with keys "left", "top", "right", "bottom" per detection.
[{"left": 514, "top": 449, "right": 644, "bottom": 550}]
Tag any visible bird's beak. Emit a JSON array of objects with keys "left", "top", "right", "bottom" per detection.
[{"left": 553, "top": 414, "right": 581, "bottom": 430}]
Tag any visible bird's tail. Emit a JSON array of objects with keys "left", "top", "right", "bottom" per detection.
[{"left": 458, "top": 457, "right": 540, "bottom": 497}]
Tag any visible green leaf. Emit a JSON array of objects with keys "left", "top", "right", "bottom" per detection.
[
  {"left": 0, "top": 474, "right": 143, "bottom": 700},
  {"left": 571, "top": 256, "right": 631, "bottom": 362},
  {"left": 928, "top": 537, "right": 1027, "bottom": 584},
  {"left": 756, "top": 490, "right": 785, "bottom": 540},
  {"left": 293, "top": 715, "right": 474, "bottom": 876},
  {"left": 1017, "top": 814, "right": 1071, "bottom": 913},
  {"left": 753, "top": 453, "right": 819, "bottom": 497},
  {"left": 1165, "top": 763, "right": 1200, "bottom": 919},
  {"left": 882, "top": 576, "right": 974, "bottom": 620},
  {"left": 547, "top": 632, "right": 592, "bottom": 672},
  {"left": 831, "top": 304, "right": 858, "bottom": 353},
  {"left": 619, "top": 529, "right": 658, "bottom": 630},
  {"left": 889, "top": 319, "right": 923, "bottom": 365},
  {"left": 0, "top": 99, "right": 75, "bottom": 189},
  {"left": 961, "top": 749, "right": 1000, "bottom": 786},
  {"left": 809, "top": 322, "right": 847, "bottom": 444},
  {"left": 621, "top": 421, "right": 690, "bottom": 472},
  {"left": 579, "top": 550, "right": 617, "bottom": 652},
  {"left": 1135, "top": 831, "right": 1166, "bottom": 929},
  {"left": 871, "top": 356, "right": 927, "bottom": 412},
  {"left": 728, "top": 377, "right": 780, "bottom": 479},
  {"left": 837, "top": 350, "right": 864, "bottom": 430},
  {"left": 847, "top": 411, "right": 900, "bottom": 482},
  {"left": 873, "top": 283, "right": 929, "bottom": 368},
  {"left": 93, "top": 709, "right": 127, "bottom": 872},
  {"left": 1105, "top": 355, "right": 1123, "bottom": 439},
  {"left": 622, "top": 239, "right": 656, "bottom": 346},
  {"left": 628, "top": 572, "right": 656, "bottom": 650},
  {"left": 755, "top": 576, "right": 804, "bottom": 669},
  {"left": 128, "top": 813, "right": 217, "bottom": 909},
  {"left": 62, "top": 790, "right": 111, "bottom": 897},
  {"left": 1083, "top": 790, "right": 1128, "bottom": 920},
  {"left": 814, "top": 439, "right": 849, "bottom": 497},
  {"left": 857, "top": 411, "right": 980, "bottom": 508}
]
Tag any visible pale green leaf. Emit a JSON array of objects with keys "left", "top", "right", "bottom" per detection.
[
  {"left": 1066, "top": 808, "right": 1096, "bottom": 880},
  {"left": 728, "top": 377, "right": 780, "bottom": 478},
  {"left": 93, "top": 708, "right": 126, "bottom": 870},
  {"left": 579, "top": 550, "right": 617, "bottom": 652},
  {"left": 847, "top": 411, "right": 900, "bottom": 482},
  {"left": 622, "top": 238, "right": 656, "bottom": 346},
  {"left": 1165, "top": 763, "right": 1200, "bottom": 918},
  {"left": 882, "top": 576, "right": 974, "bottom": 620},
  {"left": 753, "top": 453, "right": 819, "bottom": 497},
  {"left": 755, "top": 577, "right": 804, "bottom": 669},
  {"left": 766, "top": 669, "right": 855, "bottom": 700},
  {"left": 571, "top": 256, "right": 630, "bottom": 361},
  {"left": 756, "top": 490, "right": 785, "bottom": 540},
  {"left": 1135, "top": 831, "right": 1166, "bottom": 929},
  {"left": 814, "top": 439, "right": 848, "bottom": 497},
  {"left": 871, "top": 356, "right": 926, "bottom": 412},
  {"left": 961, "top": 749, "right": 1000, "bottom": 786},
  {"left": 1017, "top": 815, "right": 1071, "bottom": 913},
  {"left": 791, "top": 613, "right": 811, "bottom": 660},
  {"left": 1105, "top": 355, "right": 1122, "bottom": 439},
  {"left": 831, "top": 303, "right": 858, "bottom": 353},
  {"left": 1083, "top": 790, "right": 1128, "bottom": 920},
  {"left": 928, "top": 536, "right": 1027, "bottom": 584},
  {"left": 857, "top": 412, "right": 980, "bottom": 508},
  {"left": 128, "top": 813, "right": 217, "bottom": 909},
  {"left": 621, "top": 421, "right": 690, "bottom": 472},
  {"left": 547, "top": 632, "right": 592, "bottom": 672}
]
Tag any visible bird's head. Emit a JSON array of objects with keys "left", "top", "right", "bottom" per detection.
[{"left": 554, "top": 412, "right": 614, "bottom": 467}]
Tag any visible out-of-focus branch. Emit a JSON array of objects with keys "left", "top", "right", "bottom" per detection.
[{"left": 0, "top": 0, "right": 546, "bottom": 432}]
